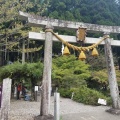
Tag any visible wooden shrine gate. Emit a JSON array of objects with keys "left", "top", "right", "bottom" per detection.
[{"left": 19, "top": 11, "right": 120, "bottom": 117}]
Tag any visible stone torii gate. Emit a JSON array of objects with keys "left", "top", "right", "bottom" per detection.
[{"left": 19, "top": 11, "right": 120, "bottom": 117}]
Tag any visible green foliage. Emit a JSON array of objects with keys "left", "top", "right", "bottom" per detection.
[
  {"left": 45, "top": 0, "right": 120, "bottom": 25},
  {"left": 58, "top": 88, "right": 72, "bottom": 98},
  {"left": 0, "top": 0, "right": 50, "bottom": 36},
  {"left": 87, "top": 68, "right": 120, "bottom": 94},
  {"left": 58, "top": 86, "right": 111, "bottom": 105},
  {"left": 0, "top": 0, "right": 50, "bottom": 23},
  {"left": 71, "top": 87, "right": 108, "bottom": 105},
  {"left": 0, "top": 0, "right": 50, "bottom": 65},
  {"left": 52, "top": 55, "right": 91, "bottom": 88},
  {"left": 86, "top": 48, "right": 118, "bottom": 71},
  {"left": 116, "top": 69, "right": 120, "bottom": 86},
  {"left": 91, "top": 70, "right": 108, "bottom": 84},
  {"left": 0, "top": 62, "right": 43, "bottom": 83}
]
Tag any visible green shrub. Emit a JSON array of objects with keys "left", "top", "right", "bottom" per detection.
[
  {"left": 58, "top": 88, "right": 72, "bottom": 98},
  {"left": 71, "top": 86, "right": 108, "bottom": 105},
  {"left": 58, "top": 86, "right": 111, "bottom": 106},
  {"left": 106, "top": 97, "right": 112, "bottom": 106}
]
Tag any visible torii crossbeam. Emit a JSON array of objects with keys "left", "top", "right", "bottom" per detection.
[
  {"left": 29, "top": 31, "right": 120, "bottom": 46},
  {"left": 19, "top": 11, "right": 120, "bottom": 118},
  {"left": 19, "top": 11, "right": 120, "bottom": 33}
]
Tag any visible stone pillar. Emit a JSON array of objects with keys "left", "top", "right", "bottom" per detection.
[
  {"left": 40, "top": 23, "right": 53, "bottom": 116},
  {"left": 0, "top": 78, "right": 12, "bottom": 120},
  {"left": 104, "top": 33, "right": 120, "bottom": 113},
  {"left": 54, "top": 92, "right": 60, "bottom": 120}
]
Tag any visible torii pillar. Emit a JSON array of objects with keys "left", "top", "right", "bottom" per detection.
[
  {"left": 40, "top": 23, "right": 53, "bottom": 116},
  {"left": 34, "top": 23, "right": 54, "bottom": 120},
  {"left": 104, "top": 33, "right": 120, "bottom": 113}
]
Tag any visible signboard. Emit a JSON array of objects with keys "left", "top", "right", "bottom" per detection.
[
  {"left": 35, "top": 86, "right": 38, "bottom": 91},
  {"left": 98, "top": 98, "right": 107, "bottom": 105}
]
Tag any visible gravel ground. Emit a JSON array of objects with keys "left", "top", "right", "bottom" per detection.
[{"left": 8, "top": 97, "right": 119, "bottom": 120}]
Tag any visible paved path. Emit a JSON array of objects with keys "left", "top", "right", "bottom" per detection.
[
  {"left": 9, "top": 97, "right": 120, "bottom": 120},
  {"left": 62, "top": 112, "right": 120, "bottom": 120},
  {"left": 59, "top": 98, "right": 120, "bottom": 120}
]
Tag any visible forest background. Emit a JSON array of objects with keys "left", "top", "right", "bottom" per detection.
[{"left": 0, "top": 0, "right": 120, "bottom": 105}]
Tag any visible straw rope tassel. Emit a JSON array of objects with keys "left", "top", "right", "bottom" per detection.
[
  {"left": 92, "top": 48, "right": 99, "bottom": 56},
  {"left": 79, "top": 51, "right": 86, "bottom": 61},
  {"left": 63, "top": 46, "right": 70, "bottom": 55}
]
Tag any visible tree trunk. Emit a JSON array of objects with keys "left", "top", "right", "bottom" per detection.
[
  {"left": 104, "top": 34, "right": 120, "bottom": 109},
  {"left": 31, "top": 79, "right": 35, "bottom": 101},
  {"left": 0, "top": 51, "right": 2, "bottom": 66},
  {"left": 22, "top": 39, "right": 25, "bottom": 64}
]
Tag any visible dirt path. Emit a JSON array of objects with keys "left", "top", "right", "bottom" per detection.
[{"left": 9, "top": 97, "right": 120, "bottom": 120}]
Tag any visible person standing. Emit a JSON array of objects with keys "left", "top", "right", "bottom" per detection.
[{"left": 17, "top": 83, "right": 22, "bottom": 100}]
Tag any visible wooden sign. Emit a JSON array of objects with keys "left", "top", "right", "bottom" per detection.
[{"left": 76, "top": 28, "right": 87, "bottom": 42}]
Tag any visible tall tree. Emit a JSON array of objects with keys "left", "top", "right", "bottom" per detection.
[{"left": 0, "top": 0, "right": 50, "bottom": 65}]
